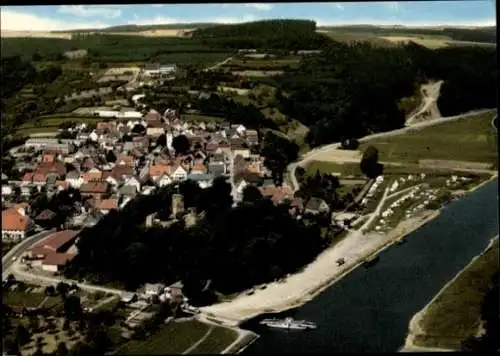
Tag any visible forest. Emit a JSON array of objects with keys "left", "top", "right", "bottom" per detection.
[
  {"left": 273, "top": 41, "right": 497, "bottom": 147},
  {"left": 63, "top": 179, "right": 325, "bottom": 302},
  {"left": 193, "top": 19, "right": 332, "bottom": 50}
]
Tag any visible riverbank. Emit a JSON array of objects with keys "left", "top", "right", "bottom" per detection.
[
  {"left": 202, "top": 209, "right": 441, "bottom": 325},
  {"left": 403, "top": 235, "right": 499, "bottom": 352},
  {"left": 202, "top": 174, "right": 497, "bottom": 326}
]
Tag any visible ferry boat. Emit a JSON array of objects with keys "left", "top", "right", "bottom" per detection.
[{"left": 260, "top": 317, "right": 317, "bottom": 330}]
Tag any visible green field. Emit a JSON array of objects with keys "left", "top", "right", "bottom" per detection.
[
  {"left": 304, "top": 161, "right": 442, "bottom": 177},
  {"left": 117, "top": 320, "right": 210, "bottom": 355},
  {"left": 359, "top": 112, "right": 498, "bottom": 165},
  {"left": 190, "top": 326, "right": 239, "bottom": 354},
  {"left": 4, "top": 288, "right": 48, "bottom": 308},
  {"left": 415, "top": 239, "right": 499, "bottom": 349},
  {"left": 227, "top": 58, "right": 301, "bottom": 69}
]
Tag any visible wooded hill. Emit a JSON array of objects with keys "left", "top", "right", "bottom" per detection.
[
  {"left": 273, "top": 41, "right": 497, "bottom": 147},
  {"left": 193, "top": 19, "right": 331, "bottom": 50}
]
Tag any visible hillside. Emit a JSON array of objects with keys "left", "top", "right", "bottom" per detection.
[
  {"left": 190, "top": 19, "right": 332, "bottom": 50},
  {"left": 317, "top": 25, "right": 496, "bottom": 43}
]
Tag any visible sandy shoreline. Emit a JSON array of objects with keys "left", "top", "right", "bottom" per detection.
[
  {"left": 202, "top": 209, "right": 441, "bottom": 325},
  {"left": 202, "top": 174, "right": 497, "bottom": 326}
]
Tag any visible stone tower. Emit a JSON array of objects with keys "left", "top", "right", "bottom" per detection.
[{"left": 171, "top": 193, "right": 185, "bottom": 217}]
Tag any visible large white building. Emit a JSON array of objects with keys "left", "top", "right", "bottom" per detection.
[{"left": 143, "top": 63, "right": 177, "bottom": 77}]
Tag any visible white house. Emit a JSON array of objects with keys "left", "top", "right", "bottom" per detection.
[
  {"left": 124, "top": 177, "right": 141, "bottom": 191},
  {"left": 234, "top": 124, "right": 246, "bottom": 136},
  {"left": 146, "top": 126, "right": 165, "bottom": 137},
  {"left": 2, "top": 185, "right": 13, "bottom": 196},
  {"left": 235, "top": 179, "right": 248, "bottom": 196},
  {"left": 105, "top": 175, "right": 119, "bottom": 187},
  {"left": 157, "top": 174, "right": 172, "bottom": 187},
  {"left": 89, "top": 131, "right": 99, "bottom": 142},
  {"left": 171, "top": 165, "right": 188, "bottom": 181},
  {"left": 65, "top": 171, "right": 84, "bottom": 189},
  {"left": 233, "top": 148, "right": 251, "bottom": 159},
  {"left": 2, "top": 207, "right": 34, "bottom": 242}
]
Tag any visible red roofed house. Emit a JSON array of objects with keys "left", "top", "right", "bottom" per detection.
[
  {"left": 149, "top": 165, "right": 172, "bottom": 182},
  {"left": 33, "top": 172, "right": 47, "bottom": 186},
  {"left": 22, "top": 173, "right": 34, "bottom": 185},
  {"left": 2, "top": 206, "right": 35, "bottom": 242},
  {"left": 95, "top": 199, "right": 118, "bottom": 215},
  {"left": 80, "top": 181, "right": 109, "bottom": 199},
  {"left": 26, "top": 230, "right": 79, "bottom": 273}
]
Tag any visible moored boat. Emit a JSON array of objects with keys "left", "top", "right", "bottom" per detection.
[{"left": 260, "top": 317, "right": 317, "bottom": 330}]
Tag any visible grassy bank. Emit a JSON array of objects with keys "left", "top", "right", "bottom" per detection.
[
  {"left": 116, "top": 319, "right": 239, "bottom": 355},
  {"left": 304, "top": 161, "right": 465, "bottom": 178},
  {"left": 190, "top": 326, "right": 239, "bottom": 354},
  {"left": 359, "top": 111, "right": 498, "bottom": 165},
  {"left": 414, "top": 238, "right": 499, "bottom": 349}
]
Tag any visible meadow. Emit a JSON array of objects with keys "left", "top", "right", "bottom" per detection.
[{"left": 359, "top": 111, "right": 498, "bottom": 166}]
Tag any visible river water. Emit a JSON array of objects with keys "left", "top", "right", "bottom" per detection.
[{"left": 243, "top": 178, "right": 498, "bottom": 354}]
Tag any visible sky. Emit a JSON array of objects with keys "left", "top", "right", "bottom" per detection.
[{"left": 0, "top": 2, "right": 496, "bottom": 32}]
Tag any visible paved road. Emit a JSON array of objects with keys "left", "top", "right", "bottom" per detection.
[
  {"left": 10, "top": 261, "right": 127, "bottom": 296},
  {"left": 2, "top": 229, "right": 55, "bottom": 275},
  {"left": 3, "top": 229, "right": 128, "bottom": 296},
  {"left": 287, "top": 108, "right": 496, "bottom": 192},
  {"left": 205, "top": 57, "right": 233, "bottom": 72}
]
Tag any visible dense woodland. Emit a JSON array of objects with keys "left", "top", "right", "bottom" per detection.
[
  {"left": 193, "top": 20, "right": 331, "bottom": 50},
  {"left": 273, "top": 41, "right": 497, "bottom": 146},
  {"left": 64, "top": 179, "right": 325, "bottom": 302}
]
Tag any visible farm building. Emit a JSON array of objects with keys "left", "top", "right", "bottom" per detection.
[
  {"left": 25, "top": 230, "right": 80, "bottom": 273},
  {"left": 143, "top": 63, "right": 177, "bottom": 77}
]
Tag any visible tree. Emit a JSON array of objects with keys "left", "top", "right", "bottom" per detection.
[
  {"left": 56, "top": 282, "right": 70, "bottom": 297},
  {"left": 3, "top": 336, "right": 20, "bottom": 356},
  {"left": 242, "top": 185, "right": 263, "bottom": 203},
  {"left": 105, "top": 150, "right": 116, "bottom": 163},
  {"left": 62, "top": 318, "right": 70, "bottom": 331},
  {"left": 86, "top": 325, "right": 111, "bottom": 354},
  {"left": 131, "top": 124, "right": 146, "bottom": 135},
  {"left": 15, "top": 324, "right": 31, "bottom": 345},
  {"left": 261, "top": 132, "right": 299, "bottom": 185},
  {"left": 63, "top": 295, "right": 82, "bottom": 320},
  {"left": 360, "top": 145, "right": 383, "bottom": 179},
  {"left": 69, "top": 342, "right": 93, "bottom": 356},
  {"left": 172, "top": 134, "right": 190, "bottom": 155},
  {"left": 7, "top": 273, "right": 16, "bottom": 284},
  {"left": 35, "top": 336, "right": 44, "bottom": 350},
  {"left": 28, "top": 314, "right": 39, "bottom": 332},
  {"left": 295, "top": 166, "right": 306, "bottom": 183},
  {"left": 156, "top": 133, "right": 167, "bottom": 148},
  {"left": 44, "top": 285, "right": 56, "bottom": 296},
  {"left": 56, "top": 342, "right": 69, "bottom": 356}
]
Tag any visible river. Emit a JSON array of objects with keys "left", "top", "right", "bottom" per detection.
[{"left": 243, "top": 177, "right": 498, "bottom": 354}]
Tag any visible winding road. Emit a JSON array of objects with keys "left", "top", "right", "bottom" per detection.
[{"left": 287, "top": 108, "right": 497, "bottom": 192}]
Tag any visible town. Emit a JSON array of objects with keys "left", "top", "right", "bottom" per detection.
[{"left": 2, "top": 8, "right": 498, "bottom": 356}]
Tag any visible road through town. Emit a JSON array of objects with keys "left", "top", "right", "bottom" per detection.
[{"left": 2, "top": 229, "right": 55, "bottom": 275}]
